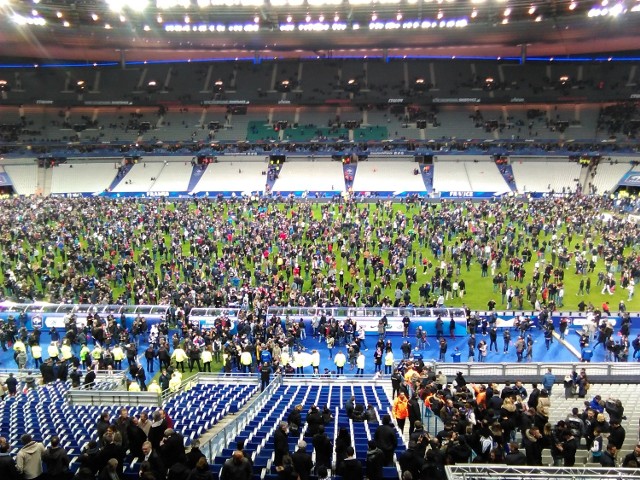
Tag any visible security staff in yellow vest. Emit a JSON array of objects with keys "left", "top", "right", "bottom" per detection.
[
  {"left": 147, "top": 380, "right": 162, "bottom": 394},
  {"left": 48, "top": 341, "right": 60, "bottom": 360},
  {"left": 79, "top": 344, "right": 91, "bottom": 368},
  {"left": 112, "top": 344, "right": 124, "bottom": 370},
  {"left": 385, "top": 350, "right": 394, "bottom": 375},
  {"left": 128, "top": 380, "right": 141, "bottom": 392},
  {"left": 60, "top": 341, "right": 73, "bottom": 361},
  {"left": 169, "top": 371, "right": 182, "bottom": 391},
  {"left": 240, "top": 349, "right": 253, "bottom": 374},
  {"left": 31, "top": 343, "right": 43, "bottom": 368},
  {"left": 13, "top": 339, "right": 27, "bottom": 366},
  {"left": 201, "top": 347, "right": 213, "bottom": 373},
  {"left": 172, "top": 345, "right": 187, "bottom": 372},
  {"left": 91, "top": 345, "right": 102, "bottom": 365}
]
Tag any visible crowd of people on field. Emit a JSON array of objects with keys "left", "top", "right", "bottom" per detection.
[{"left": 0, "top": 194, "right": 637, "bottom": 315}]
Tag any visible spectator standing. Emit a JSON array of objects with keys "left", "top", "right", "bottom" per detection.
[
  {"left": 273, "top": 422, "right": 289, "bottom": 467},
  {"left": 16, "top": 434, "right": 46, "bottom": 480},
  {"left": 0, "top": 437, "right": 18, "bottom": 480},
  {"left": 392, "top": 393, "right": 409, "bottom": 433},
  {"left": 542, "top": 368, "right": 555, "bottom": 394},
  {"left": 219, "top": 452, "right": 251, "bottom": 480},
  {"left": 338, "top": 446, "right": 363, "bottom": 480},
  {"left": 291, "top": 440, "right": 313, "bottom": 480},
  {"left": 365, "top": 440, "right": 385, "bottom": 480},
  {"left": 42, "top": 436, "right": 70, "bottom": 480},
  {"left": 374, "top": 415, "right": 398, "bottom": 466}
]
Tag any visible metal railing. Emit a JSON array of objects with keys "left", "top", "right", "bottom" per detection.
[
  {"left": 66, "top": 389, "right": 161, "bottom": 407},
  {"left": 445, "top": 464, "right": 640, "bottom": 480},
  {"left": 200, "top": 374, "right": 283, "bottom": 464},
  {"left": 420, "top": 361, "right": 640, "bottom": 380}
]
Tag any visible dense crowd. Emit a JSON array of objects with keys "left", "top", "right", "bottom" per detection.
[
  {"left": 0, "top": 194, "right": 638, "bottom": 312},
  {"left": 0, "top": 404, "right": 224, "bottom": 480}
]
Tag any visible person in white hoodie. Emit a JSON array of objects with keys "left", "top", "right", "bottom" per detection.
[{"left": 16, "top": 434, "right": 46, "bottom": 480}]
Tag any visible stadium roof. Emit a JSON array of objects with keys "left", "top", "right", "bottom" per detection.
[{"left": 0, "top": 0, "right": 639, "bottom": 61}]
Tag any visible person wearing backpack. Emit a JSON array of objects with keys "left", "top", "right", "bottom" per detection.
[{"left": 591, "top": 428, "right": 604, "bottom": 463}]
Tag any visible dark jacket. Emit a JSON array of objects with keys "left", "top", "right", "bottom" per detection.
[
  {"left": 160, "top": 432, "right": 187, "bottom": 468},
  {"left": 339, "top": 458, "right": 363, "bottom": 480},
  {"left": 291, "top": 448, "right": 313, "bottom": 480},
  {"left": 219, "top": 457, "right": 251, "bottom": 480},
  {"left": 365, "top": 447, "right": 385, "bottom": 480},
  {"left": 600, "top": 450, "right": 616, "bottom": 467},
  {"left": 373, "top": 424, "right": 397, "bottom": 454},
  {"left": 0, "top": 451, "right": 18, "bottom": 480},
  {"left": 398, "top": 447, "right": 425, "bottom": 479},
  {"left": 185, "top": 448, "right": 206, "bottom": 470},
  {"left": 273, "top": 428, "right": 289, "bottom": 466},
  {"left": 523, "top": 430, "right": 542, "bottom": 466},
  {"left": 312, "top": 433, "right": 332, "bottom": 469},
  {"left": 42, "top": 446, "right": 70, "bottom": 477},
  {"left": 504, "top": 450, "right": 527, "bottom": 465}
]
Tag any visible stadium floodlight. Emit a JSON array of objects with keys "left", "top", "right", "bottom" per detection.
[
  {"left": 107, "top": 0, "right": 127, "bottom": 12},
  {"left": 349, "top": 0, "right": 373, "bottom": 5},
  {"left": 569, "top": 1, "right": 577, "bottom": 9},
  {"left": 130, "top": 0, "right": 149, "bottom": 12},
  {"left": 197, "top": 0, "right": 210, "bottom": 6},
  {"left": 609, "top": 2, "right": 624, "bottom": 15},
  {"left": 307, "top": 0, "right": 341, "bottom": 5},
  {"left": 156, "top": 0, "right": 191, "bottom": 9}
]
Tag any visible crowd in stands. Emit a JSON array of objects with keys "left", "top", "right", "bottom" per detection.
[{"left": 0, "top": 403, "right": 219, "bottom": 480}]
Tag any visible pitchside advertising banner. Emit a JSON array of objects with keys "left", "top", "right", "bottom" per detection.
[
  {"left": 0, "top": 173, "right": 13, "bottom": 186},
  {"left": 1, "top": 306, "right": 636, "bottom": 337}
]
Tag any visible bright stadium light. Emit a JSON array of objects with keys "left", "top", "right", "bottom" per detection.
[
  {"left": 107, "top": 0, "right": 127, "bottom": 12},
  {"left": 156, "top": 0, "right": 190, "bottom": 9},
  {"left": 307, "top": 0, "right": 341, "bottom": 5},
  {"left": 197, "top": 0, "right": 210, "bottom": 6},
  {"left": 130, "top": 0, "right": 149, "bottom": 12},
  {"left": 609, "top": 2, "right": 624, "bottom": 15}
]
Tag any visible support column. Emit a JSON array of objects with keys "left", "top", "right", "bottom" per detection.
[{"left": 520, "top": 44, "right": 527, "bottom": 65}]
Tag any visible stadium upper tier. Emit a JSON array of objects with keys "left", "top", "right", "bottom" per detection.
[
  {"left": 0, "top": 59, "right": 638, "bottom": 108},
  {"left": 1, "top": 102, "right": 639, "bottom": 149}
]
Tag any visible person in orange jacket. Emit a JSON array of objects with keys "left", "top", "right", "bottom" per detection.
[{"left": 392, "top": 392, "right": 409, "bottom": 433}]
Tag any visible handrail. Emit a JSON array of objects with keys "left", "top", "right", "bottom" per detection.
[
  {"left": 199, "top": 374, "right": 283, "bottom": 464},
  {"left": 419, "top": 361, "right": 640, "bottom": 380},
  {"left": 445, "top": 464, "right": 640, "bottom": 480},
  {"left": 65, "top": 388, "right": 161, "bottom": 407},
  {"left": 3, "top": 303, "right": 639, "bottom": 318}
]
